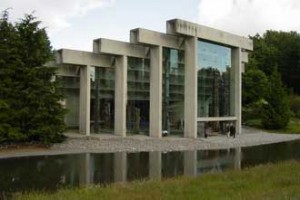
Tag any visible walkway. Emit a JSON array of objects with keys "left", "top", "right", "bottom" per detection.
[{"left": 1, "top": 127, "right": 300, "bottom": 158}]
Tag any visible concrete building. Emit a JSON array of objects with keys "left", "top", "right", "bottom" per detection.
[{"left": 54, "top": 19, "right": 252, "bottom": 138}]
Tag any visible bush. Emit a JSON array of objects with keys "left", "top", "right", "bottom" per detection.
[
  {"left": 290, "top": 95, "right": 300, "bottom": 118},
  {"left": 242, "top": 99, "right": 267, "bottom": 123}
]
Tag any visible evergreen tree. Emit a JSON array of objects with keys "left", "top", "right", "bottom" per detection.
[
  {"left": 242, "top": 68, "right": 269, "bottom": 106},
  {"left": 261, "top": 69, "right": 290, "bottom": 129},
  {"left": 242, "top": 68, "right": 269, "bottom": 122},
  {"left": 0, "top": 11, "right": 66, "bottom": 144}
]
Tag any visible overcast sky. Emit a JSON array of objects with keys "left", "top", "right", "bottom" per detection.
[{"left": 1, "top": 0, "right": 300, "bottom": 51}]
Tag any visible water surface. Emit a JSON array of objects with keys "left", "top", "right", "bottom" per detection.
[{"left": 1, "top": 140, "right": 300, "bottom": 195}]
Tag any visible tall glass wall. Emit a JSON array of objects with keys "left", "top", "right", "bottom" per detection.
[
  {"left": 197, "top": 40, "right": 235, "bottom": 136},
  {"left": 127, "top": 57, "right": 150, "bottom": 135},
  {"left": 59, "top": 76, "right": 80, "bottom": 129},
  {"left": 90, "top": 67, "right": 115, "bottom": 133},
  {"left": 197, "top": 40, "right": 234, "bottom": 118},
  {"left": 162, "top": 48, "right": 185, "bottom": 135}
]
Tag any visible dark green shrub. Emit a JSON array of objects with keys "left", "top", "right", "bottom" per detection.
[
  {"left": 261, "top": 69, "right": 290, "bottom": 129},
  {"left": 290, "top": 95, "right": 300, "bottom": 118}
]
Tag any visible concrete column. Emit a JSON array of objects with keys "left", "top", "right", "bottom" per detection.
[
  {"left": 232, "top": 48, "right": 242, "bottom": 134},
  {"left": 184, "top": 151, "right": 197, "bottom": 176},
  {"left": 150, "top": 46, "right": 163, "bottom": 138},
  {"left": 79, "top": 153, "right": 92, "bottom": 186},
  {"left": 114, "top": 152, "right": 127, "bottom": 182},
  {"left": 234, "top": 147, "right": 242, "bottom": 170},
  {"left": 79, "top": 65, "right": 91, "bottom": 136},
  {"left": 149, "top": 151, "right": 161, "bottom": 179},
  {"left": 114, "top": 56, "right": 127, "bottom": 137},
  {"left": 184, "top": 37, "right": 198, "bottom": 138}
]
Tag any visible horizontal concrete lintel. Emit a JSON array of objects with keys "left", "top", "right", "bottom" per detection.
[
  {"left": 55, "top": 49, "right": 113, "bottom": 67},
  {"left": 167, "top": 19, "right": 253, "bottom": 51},
  {"left": 130, "top": 28, "right": 184, "bottom": 50},
  {"left": 93, "top": 38, "right": 150, "bottom": 58},
  {"left": 197, "top": 117, "right": 237, "bottom": 122}
]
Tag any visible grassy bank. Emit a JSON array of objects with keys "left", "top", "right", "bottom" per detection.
[
  {"left": 245, "top": 118, "right": 300, "bottom": 134},
  {"left": 15, "top": 160, "right": 300, "bottom": 200}
]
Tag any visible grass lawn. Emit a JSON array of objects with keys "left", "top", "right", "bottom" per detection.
[
  {"left": 14, "top": 160, "right": 300, "bottom": 200},
  {"left": 245, "top": 118, "right": 300, "bottom": 134}
]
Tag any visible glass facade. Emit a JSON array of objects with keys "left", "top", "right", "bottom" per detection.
[
  {"left": 197, "top": 40, "right": 235, "bottom": 136},
  {"left": 127, "top": 57, "right": 150, "bottom": 135},
  {"left": 197, "top": 40, "right": 234, "bottom": 118},
  {"left": 59, "top": 76, "right": 80, "bottom": 129},
  {"left": 162, "top": 48, "right": 185, "bottom": 135},
  {"left": 90, "top": 67, "right": 115, "bottom": 133}
]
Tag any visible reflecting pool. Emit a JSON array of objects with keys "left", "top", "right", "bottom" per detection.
[{"left": 1, "top": 140, "right": 300, "bottom": 196}]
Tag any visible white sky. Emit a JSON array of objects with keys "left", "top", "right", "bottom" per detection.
[{"left": 1, "top": 0, "right": 300, "bottom": 51}]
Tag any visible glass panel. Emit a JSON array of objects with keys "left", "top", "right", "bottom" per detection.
[
  {"left": 127, "top": 57, "right": 150, "bottom": 135},
  {"left": 197, "top": 40, "right": 234, "bottom": 118},
  {"left": 197, "top": 121, "right": 235, "bottom": 137},
  {"left": 162, "top": 48, "right": 185, "bottom": 135},
  {"left": 59, "top": 76, "right": 80, "bottom": 129},
  {"left": 90, "top": 67, "right": 115, "bottom": 133}
]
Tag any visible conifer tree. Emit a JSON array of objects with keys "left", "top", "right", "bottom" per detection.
[
  {"left": 261, "top": 69, "right": 290, "bottom": 129},
  {"left": 0, "top": 11, "right": 66, "bottom": 144}
]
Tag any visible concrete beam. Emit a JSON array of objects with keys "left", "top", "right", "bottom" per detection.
[
  {"left": 93, "top": 38, "right": 149, "bottom": 58},
  {"left": 55, "top": 49, "right": 113, "bottom": 67},
  {"left": 167, "top": 19, "right": 253, "bottom": 51},
  {"left": 130, "top": 28, "right": 184, "bottom": 50},
  {"left": 197, "top": 117, "right": 237, "bottom": 122}
]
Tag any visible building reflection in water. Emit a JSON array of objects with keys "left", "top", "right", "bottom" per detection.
[
  {"left": 3, "top": 140, "right": 300, "bottom": 196},
  {"left": 76, "top": 148, "right": 242, "bottom": 185},
  {"left": 0, "top": 148, "right": 242, "bottom": 194}
]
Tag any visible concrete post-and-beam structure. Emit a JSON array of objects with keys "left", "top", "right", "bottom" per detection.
[
  {"left": 167, "top": 19, "right": 252, "bottom": 136},
  {"left": 55, "top": 49, "right": 113, "bottom": 136},
  {"left": 130, "top": 28, "right": 184, "bottom": 138},
  {"left": 93, "top": 38, "right": 149, "bottom": 137},
  {"left": 55, "top": 19, "right": 252, "bottom": 138},
  {"left": 166, "top": 19, "right": 253, "bottom": 51}
]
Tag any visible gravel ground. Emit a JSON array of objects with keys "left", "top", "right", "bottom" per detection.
[{"left": 1, "top": 126, "right": 300, "bottom": 158}]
